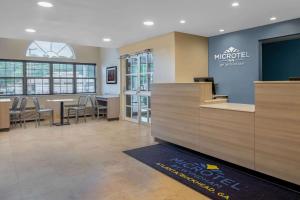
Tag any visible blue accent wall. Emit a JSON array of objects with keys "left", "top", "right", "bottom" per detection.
[
  {"left": 262, "top": 38, "right": 300, "bottom": 81},
  {"left": 208, "top": 18, "right": 300, "bottom": 104}
]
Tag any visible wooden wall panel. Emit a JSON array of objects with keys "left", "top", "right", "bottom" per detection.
[
  {"left": 199, "top": 108, "right": 255, "bottom": 169},
  {"left": 255, "top": 82, "right": 300, "bottom": 185},
  {"left": 151, "top": 83, "right": 212, "bottom": 150}
]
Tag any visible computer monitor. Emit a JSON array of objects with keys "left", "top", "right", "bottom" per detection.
[
  {"left": 194, "top": 77, "right": 216, "bottom": 95},
  {"left": 289, "top": 77, "right": 300, "bottom": 81}
]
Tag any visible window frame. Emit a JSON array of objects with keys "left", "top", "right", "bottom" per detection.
[
  {"left": 75, "top": 64, "right": 97, "bottom": 94},
  {"left": 0, "top": 61, "right": 24, "bottom": 95},
  {"left": 26, "top": 41, "right": 76, "bottom": 59},
  {"left": 52, "top": 63, "right": 75, "bottom": 94},
  {"left": 0, "top": 59, "right": 96, "bottom": 96},
  {"left": 26, "top": 61, "right": 51, "bottom": 95}
]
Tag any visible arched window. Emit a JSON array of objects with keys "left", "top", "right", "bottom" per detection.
[{"left": 26, "top": 41, "right": 75, "bottom": 59}]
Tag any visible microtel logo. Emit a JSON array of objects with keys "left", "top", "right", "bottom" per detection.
[{"left": 214, "top": 47, "right": 250, "bottom": 67}]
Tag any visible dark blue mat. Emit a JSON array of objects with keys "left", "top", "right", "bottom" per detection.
[{"left": 124, "top": 144, "right": 300, "bottom": 200}]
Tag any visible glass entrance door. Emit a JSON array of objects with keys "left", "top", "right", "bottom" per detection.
[{"left": 125, "top": 53, "right": 153, "bottom": 124}]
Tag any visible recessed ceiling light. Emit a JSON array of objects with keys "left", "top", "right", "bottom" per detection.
[
  {"left": 270, "top": 17, "right": 277, "bottom": 21},
  {"left": 180, "top": 20, "right": 186, "bottom": 24},
  {"left": 25, "top": 28, "right": 36, "bottom": 33},
  {"left": 219, "top": 29, "right": 225, "bottom": 33},
  {"left": 103, "top": 38, "right": 111, "bottom": 42},
  {"left": 37, "top": 1, "right": 53, "bottom": 8},
  {"left": 143, "top": 21, "right": 154, "bottom": 26},
  {"left": 232, "top": 2, "right": 239, "bottom": 7}
]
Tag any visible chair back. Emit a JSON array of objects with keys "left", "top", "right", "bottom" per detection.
[
  {"left": 89, "top": 95, "right": 96, "bottom": 108},
  {"left": 19, "top": 97, "right": 27, "bottom": 112},
  {"left": 32, "top": 97, "right": 40, "bottom": 111},
  {"left": 78, "top": 96, "right": 88, "bottom": 107},
  {"left": 11, "top": 96, "right": 20, "bottom": 111}
]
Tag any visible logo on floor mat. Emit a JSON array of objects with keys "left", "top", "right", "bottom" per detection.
[
  {"left": 156, "top": 158, "right": 242, "bottom": 200},
  {"left": 206, "top": 164, "right": 219, "bottom": 170}
]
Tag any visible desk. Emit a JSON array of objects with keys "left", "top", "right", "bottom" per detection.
[
  {"left": 47, "top": 99, "right": 74, "bottom": 126},
  {"left": 96, "top": 95, "right": 120, "bottom": 120},
  {"left": 255, "top": 81, "right": 300, "bottom": 184},
  {"left": 199, "top": 103, "right": 255, "bottom": 169},
  {"left": 200, "top": 103, "right": 255, "bottom": 112},
  {"left": 152, "top": 83, "right": 212, "bottom": 150},
  {"left": 151, "top": 82, "right": 300, "bottom": 185},
  {"left": 0, "top": 99, "right": 11, "bottom": 131}
]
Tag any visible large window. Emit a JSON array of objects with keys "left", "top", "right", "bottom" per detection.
[
  {"left": 53, "top": 64, "right": 74, "bottom": 94},
  {"left": 76, "top": 64, "right": 96, "bottom": 93},
  {"left": 26, "top": 41, "right": 75, "bottom": 59},
  {"left": 26, "top": 62, "right": 50, "bottom": 95},
  {"left": 0, "top": 60, "right": 96, "bottom": 95},
  {"left": 0, "top": 61, "right": 23, "bottom": 95}
]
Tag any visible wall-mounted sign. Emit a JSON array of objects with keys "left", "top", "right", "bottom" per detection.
[{"left": 214, "top": 47, "right": 250, "bottom": 67}]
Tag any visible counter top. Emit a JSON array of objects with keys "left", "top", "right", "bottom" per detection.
[
  {"left": 255, "top": 81, "right": 300, "bottom": 84},
  {"left": 0, "top": 99, "right": 11, "bottom": 103},
  {"left": 200, "top": 103, "right": 255, "bottom": 113},
  {"left": 152, "top": 82, "right": 211, "bottom": 85}
]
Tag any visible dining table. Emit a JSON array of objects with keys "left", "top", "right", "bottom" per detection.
[{"left": 47, "top": 98, "right": 74, "bottom": 126}]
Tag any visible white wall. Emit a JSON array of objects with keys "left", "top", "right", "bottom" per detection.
[{"left": 99, "top": 48, "right": 120, "bottom": 95}]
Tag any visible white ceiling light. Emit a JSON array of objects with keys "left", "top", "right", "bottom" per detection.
[
  {"left": 25, "top": 28, "right": 36, "bottom": 33},
  {"left": 103, "top": 38, "right": 111, "bottom": 42},
  {"left": 180, "top": 20, "right": 186, "bottom": 24},
  {"left": 143, "top": 21, "right": 154, "bottom": 26},
  {"left": 270, "top": 17, "right": 277, "bottom": 21},
  {"left": 37, "top": 2, "right": 53, "bottom": 8},
  {"left": 219, "top": 29, "right": 225, "bottom": 33},
  {"left": 232, "top": 2, "right": 239, "bottom": 7}
]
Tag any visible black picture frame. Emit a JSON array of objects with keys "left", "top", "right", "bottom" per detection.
[{"left": 106, "top": 66, "right": 117, "bottom": 84}]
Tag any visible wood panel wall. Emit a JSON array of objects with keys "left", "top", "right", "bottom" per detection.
[
  {"left": 151, "top": 82, "right": 300, "bottom": 185},
  {"left": 199, "top": 108, "right": 255, "bottom": 169},
  {"left": 255, "top": 82, "right": 300, "bottom": 185},
  {"left": 151, "top": 83, "right": 212, "bottom": 150}
]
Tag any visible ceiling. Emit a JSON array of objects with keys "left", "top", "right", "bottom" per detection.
[{"left": 0, "top": 0, "right": 300, "bottom": 48}]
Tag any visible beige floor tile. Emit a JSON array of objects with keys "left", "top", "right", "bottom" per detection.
[{"left": 0, "top": 119, "right": 209, "bottom": 200}]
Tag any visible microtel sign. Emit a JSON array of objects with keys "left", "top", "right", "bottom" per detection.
[{"left": 214, "top": 47, "right": 250, "bottom": 67}]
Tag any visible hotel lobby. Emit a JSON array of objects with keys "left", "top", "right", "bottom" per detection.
[{"left": 0, "top": 0, "right": 300, "bottom": 199}]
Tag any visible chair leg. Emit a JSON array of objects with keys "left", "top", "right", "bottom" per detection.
[
  {"left": 67, "top": 109, "right": 70, "bottom": 123},
  {"left": 50, "top": 111, "right": 54, "bottom": 126},
  {"left": 22, "top": 114, "right": 26, "bottom": 128},
  {"left": 35, "top": 113, "right": 38, "bottom": 128},
  {"left": 83, "top": 109, "right": 86, "bottom": 123},
  {"left": 18, "top": 114, "right": 22, "bottom": 127},
  {"left": 76, "top": 111, "right": 78, "bottom": 123},
  {"left": 38, "top": 113, "right": 41, "bottom": 126}
]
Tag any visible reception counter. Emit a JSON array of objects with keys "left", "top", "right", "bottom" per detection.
[
  {"left": 199, "top": 103, "right": 255, "bottom": 169},
  {"left": 151, "top": 81, "right": 300, "bottom": 185}
]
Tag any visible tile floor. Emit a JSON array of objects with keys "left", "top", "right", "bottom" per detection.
[{"left": 0, "top": 119, "right": 209, "bottom": 200}]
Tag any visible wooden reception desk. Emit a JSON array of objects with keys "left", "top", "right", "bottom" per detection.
[{"left": 152, "top": 82, "right": 300, "bottom": 185}]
